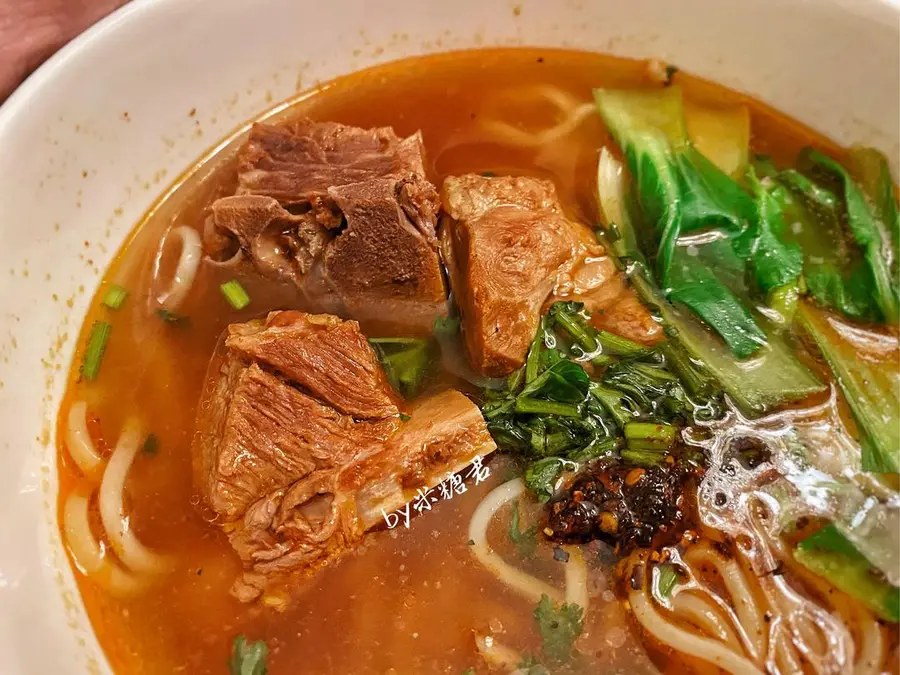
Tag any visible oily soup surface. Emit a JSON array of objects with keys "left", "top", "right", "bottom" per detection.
[{"left": 56, "top": 48, "right": 878, "bottom": 675}]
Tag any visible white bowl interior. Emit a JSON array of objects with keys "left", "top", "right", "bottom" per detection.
[{"left": 0, "top": 0, "right": 896, "bottom": 671}]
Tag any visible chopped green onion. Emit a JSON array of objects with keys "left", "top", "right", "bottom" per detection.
[
  {"left": 81, "top": 321, "right": 111, "bottom": 381},
  {"left": 102, "top": 284, "right": 129, "bottom": 310},
  {"left": 220, "top": 279, "right": 250, "bottom": 310}
]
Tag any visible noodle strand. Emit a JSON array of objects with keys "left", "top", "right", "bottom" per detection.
[{"left": 99, "top": 419, "right": 172, "bottom": 574}]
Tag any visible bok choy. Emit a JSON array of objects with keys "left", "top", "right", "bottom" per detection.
[
  {"left": 797, "top": 303, "right": 899, "bottom": 473},
  {"left": 799, "top": 148, "right": 899, "bottom": 324},
  {"left": 795, "top": 524, "right": 899, "bottom": 622},
  {"left": 594, "top": 86, "right": 766, "bottom": 358},
  {"left": 596, "top": 145, "right": 823, "bottom": 414}
]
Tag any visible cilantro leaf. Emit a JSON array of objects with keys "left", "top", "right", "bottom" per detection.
[
  {"left": 533, "top": 593, "right": 584, "bottom": 664},
  {"left": 229, "top": 635, "right": 269, "bottom": 675}
]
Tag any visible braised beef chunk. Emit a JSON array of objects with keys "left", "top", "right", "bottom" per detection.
[
  {"left": 226, "top": 311, "right": 398, "bottom": 419},
  {"left": 194, "top": 360, "right": 397, "bottom": 520},
  {"left": 206, "top": 195, "right": 329, "bottom": 283},
  {"left": 440, "top": 174, "right": 661, "bottom": 377},
  {"left": 192, "top": 310, "right": 495, "bottom": 605},
  {"left": 236, "top": 120, "right": 428, "bottom": 210},
  {"left": 440, "top": 175, "right": 577, "bottom": 377},
  {"left": 205, "top": 120, "right": 446, "bottom": 327},
  {"left": 546, "top": 461, "right": 692, "bottom": 553},
  {"left": 325, "top": 176, "right": 446, "bottom": 325}
]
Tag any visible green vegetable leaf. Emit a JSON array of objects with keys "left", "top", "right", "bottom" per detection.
[
  {"left": 594, "top": 86, "right": 766, "bottom": 358},
  {"left": 847, "top": 146, "right": 900, "bottom": 284},
  {"left": 797, "top": 303, "right": 899, "bottom": 473},
  {"left": 805, "top": 262, "right": 878, "bottom": 321},
  {"left": 739, "top": 166, "right": 803, "bottom": 295},
  {"left": 775, "top": 167, "right": 881, "bottom": 321},
  {"left": 549, "top": 301, "right": 644, "bottom": 362},
  {"left": 801, "top": 148, "right": 899, "bottom": 324},
  {"left": 369, "top": 338, "right": 434, "bottom": 399},
  {"left": 433, "top": 315, "right": 461, "bottom": 335},
  {"left": 525, "top": 458, "right": 567, "bottom": 503},
  {"left": 526, "top": 359, "right": 590, "bottom": 403},
  {"left": 795, "top": 524, "right": 899, "bottom": 622},
  {"left": 666, "top": 255, "right": 766, "bottom": 358},
  {"left": 533, "top": 594, "right": 584, "bottom": 664},
  {"left": 596, "top": 146, "right": 823, "bottom": 412},
  {"left": 229, "top": 635, "right": 269, "bottom": 675}
]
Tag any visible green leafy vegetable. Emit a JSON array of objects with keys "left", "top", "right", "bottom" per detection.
[
  {"left": 369, "top": 337, "right": 434, "bottom": 399},
  {"left": 508, "top": 501, "right": 538, "bottom": 557},
  {"left": 657, "top": 341, "right": 717, "bottom": 400},
  {"left": 229, "top": 635, "right": 269, "bottom": 675},
  {"left": 220, "top": 279, "right": 251, "bottom": 310},
  {"left": 525, "top": 458, "right": 568, "bottom": 503},
  {"left": 797, "top": 304, "right": 899, "bottom": 473},
  {"left": 775, "top": 166, "right": 881, "bottom": 322},
  {"left": 683, "top": 97, "right": 750, "bottom": 178},
  {"left": 620, "top": 447, "right": 668, "bottom": 467},
  {"left": 102, "top": 284, "right": 129, "bottom": 310},
  {"left": 800, "top": 148, "right": 899, "bottom": 324},
  {"left": 594, "top": 86, "right": 766, "bottom": 358},
  {"left": 795, "top": 524, "right": 899, "bottom": 622},
  {"left": 515, "top": 398, "right": 581, "bottom": 417},
  {"left": 624, "top": 422, "right": 677, "bottom": 449},
  {"left": 779, "top": 169, "right": 839, "bottom": 211},
  {"left": 846, "top": 146, "right": 900, "bottom": 281},
  {"left": 596, "top": 147, "right": 823, "bottom": 413},
  {"left": 805, "top": 263, "right": 878, "bottom": 322},
  {"left": 533, "top": 594, "right": 584, "bottom": 664},
  {"left": 739, "top": 165, "right": 803, "bottom": 296},
  {"left": 81, "top": 320, "right": 111, "bottom": 381},
  {"left": 549, "top": 301, "right": 645, "bottom": 361},
  {"left": 433, "top": 315, "right": 461, "bottom": 335}
]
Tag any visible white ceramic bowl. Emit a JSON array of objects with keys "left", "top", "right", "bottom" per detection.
[{"left": 0, "top": 0, "right": 896, "bottom": 671}]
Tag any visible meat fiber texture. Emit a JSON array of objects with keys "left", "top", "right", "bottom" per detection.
[
  {"left": 204, "top": 120, "right": 446, "bottom": 330},
  {"left": 440, "top": 174, "right": 663, "bottom": 377},
  {"left": 192, "top": 310, "right": 495, "bottom": 606}
]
